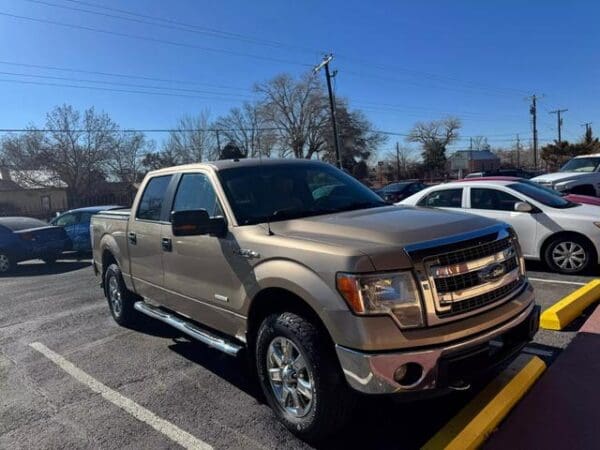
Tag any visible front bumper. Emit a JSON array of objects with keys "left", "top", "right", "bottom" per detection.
[{"left": 336, "top": 301, "right": 540, "bottom": 395}]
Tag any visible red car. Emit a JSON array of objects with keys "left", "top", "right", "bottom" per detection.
[{"left": 458, "top": 176, "right": 600, "bottom": 206}]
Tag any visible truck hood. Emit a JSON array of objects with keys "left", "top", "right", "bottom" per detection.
[
  {"left": 269, "top": 205, "right": 501, "bottom": 270},
  {"left": 532, "top": 172, "right": 594, "bottom": 184}
]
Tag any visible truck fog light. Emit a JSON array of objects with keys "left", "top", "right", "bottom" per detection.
[
  {"left": 393, "top": 363, "right": 423, "bottom": 387},
  {"left": 394, "top": 365, "right": 408, "bottom": 383}
]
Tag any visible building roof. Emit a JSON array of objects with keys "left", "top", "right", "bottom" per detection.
[{"left": 450, "top": 150, "right": 500, "bottom": 160}]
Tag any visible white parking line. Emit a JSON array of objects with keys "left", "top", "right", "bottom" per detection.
[
  {"left": 29, "top": 342, "right": 212, "bottom": 450},
  {"left": 528, "top": 277, "right": 587, "bottom": 286}
]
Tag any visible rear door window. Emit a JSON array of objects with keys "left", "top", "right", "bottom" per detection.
[
  {"left": 418, "top": 188, "right": 463, "bottom": 208},
  {"left": 136, "top": 175, "right": 172, "bottom": 221}
]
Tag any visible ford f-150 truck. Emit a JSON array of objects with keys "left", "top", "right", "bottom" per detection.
[
  {"left": 91, "top": 159, "right": 539, "bottom": 441},
  {"left": 532, "top": 153, "right": 600, "bottom": 197}
]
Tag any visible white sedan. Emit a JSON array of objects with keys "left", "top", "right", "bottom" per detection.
[{"left": 400, "top": 179, "right": 600, "bottom": 274}]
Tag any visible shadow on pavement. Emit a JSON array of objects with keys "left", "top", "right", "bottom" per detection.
[
  {"left": 167, "top": 338, "right": 263, "bottom": 400},
  {"left": 3, "top": 260, "right": 91, "bottom": 277}
]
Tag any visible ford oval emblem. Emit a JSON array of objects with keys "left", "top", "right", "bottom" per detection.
[{"left": 479, "top": 262, "right": 506, "bottom": 282}]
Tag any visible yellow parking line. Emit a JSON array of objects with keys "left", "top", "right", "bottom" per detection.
[
  {"left": 422, "top": 354, "right": 546, "bottom": 450},
  {"left": 540, "top": 279, "right": 600, "bottom": 330}
]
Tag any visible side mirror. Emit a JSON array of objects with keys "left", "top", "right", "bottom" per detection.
[
  {"left": 514, "top": 201, "right": 533, "bottom": 213},
  {"left": 171, "top": 210, "right": 227, "bottom": 237}
]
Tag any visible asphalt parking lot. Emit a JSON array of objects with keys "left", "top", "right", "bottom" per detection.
[{"left": 0, "top": 259, "right": 596, "bottom": 449}]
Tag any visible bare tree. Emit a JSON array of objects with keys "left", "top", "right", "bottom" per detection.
[
  {"left": 107, "top": 132, "right": 150, "bottom": 184},
  {"left": 406, "top": 117, "right": 461, "bottom": 176},
  {"left": 255, "top": 73, "right": 329, "bottom": 159},
  {"left": 164, "top": 110, "right": 217, "bottom": 163},
  {"left": 215, "top": 102, "right": 275, "bottom": 158}
]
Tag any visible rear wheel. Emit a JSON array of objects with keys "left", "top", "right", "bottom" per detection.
[
  {"left": 0, "top": 253, "right": 14, "bottom": 274},
  {"left": 255, "top": 312, "right": 356, "bottom": 442},
  {"left": 104, "top": 263, "right": 139, "bottom": 326},
  {"left": 544, "top": 235, "right": 594, "bottom": 274}
]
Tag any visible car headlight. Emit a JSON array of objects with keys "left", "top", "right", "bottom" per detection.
[{"left": 336, "top": 271, "right": 424, "bottom": 328}]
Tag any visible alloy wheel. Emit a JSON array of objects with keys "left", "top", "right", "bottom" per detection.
[
  {"left": 266, "top": 336, "right": 315, "bottom": 418},
  {"left": 552, "top": 241, "right": 587, "bottom": 272},
  {"left": 108, "top": 275, "right": 123, "bottom": 317}
]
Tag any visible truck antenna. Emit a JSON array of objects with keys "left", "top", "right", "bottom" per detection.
[{"left": 257, "top": 143, "right": 273, "bottom": 236}]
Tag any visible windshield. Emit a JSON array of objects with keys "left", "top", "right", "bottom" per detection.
[
  {"left": 508, "top": 182, "right": 576, "bottom": 209},
  {"left": 383, "top": 182, "right": 410, "bottom": 192},
  {"left": 560, "top": 157, "right": 600, "bottom": 173},
  {"left": 218, "top": 163, "right": 387, "bottom": 225}
]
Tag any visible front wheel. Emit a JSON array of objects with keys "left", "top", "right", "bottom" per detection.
[
  {"left": 104, "top": 263, "right": 139, "bottom": 327},
  {"left": 255, "top": 312, "right": 356, "bottom": 442},
  {"left": 0, "top": 252, "right": 14, "bottom": 274},
  {"left": 544, "top": 236, "right": 594, "bottom": 274}
]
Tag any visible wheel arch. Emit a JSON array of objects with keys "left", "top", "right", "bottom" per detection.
[
  {"left": 540, "top": 230, "right": 598, "bottom": 265},
  {"left": 246, "top": 287, "right": 335, "bottom": 354}
]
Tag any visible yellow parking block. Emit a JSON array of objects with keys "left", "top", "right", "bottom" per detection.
[
  {"left": 422, "top": 354, "right": 546, "bottom": 450},
  {"left": 540, "top": 279, "right": 600, "bottom": 330}
]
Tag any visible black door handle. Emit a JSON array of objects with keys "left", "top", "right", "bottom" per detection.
[
  {"left": 161, "top": 237, "right": 172, "bottom": 252},
  {"left": 128, "top": 232, "right": 137, "bottom": 245}
]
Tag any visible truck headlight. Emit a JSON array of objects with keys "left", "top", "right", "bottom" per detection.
[{"left": 336, "top": 271, "right": 424, "bottom": 328}]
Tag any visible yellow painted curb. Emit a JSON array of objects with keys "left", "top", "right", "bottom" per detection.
[
  {"left": 540, "top": 279, "right": 600, "bottom": 330},
  {"left": 422, "top": 354, "right": 546, "bottom": 450}
]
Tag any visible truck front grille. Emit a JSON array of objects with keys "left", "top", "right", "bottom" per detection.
[
  {"left": 406, "top": 225, "right": 525, "bottom": 323},
  {"left": 436, "top": 237, "right": 511, "bottom": 266},
  {"left": 438, "top": 278, "right": 521, "bottom": 317},
  {"left": 434, "top": 256, "right": 518, "bottom": 293}
]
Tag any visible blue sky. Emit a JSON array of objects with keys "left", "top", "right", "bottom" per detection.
[{"left": 0, "top": 0, "right": 598, "bottom": 157}]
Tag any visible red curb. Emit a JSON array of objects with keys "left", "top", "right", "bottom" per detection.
[
  {"left": 580, "top": 303, "right": 600, "bottom": 334},
  {"left": 485, "top": 304, "right": 600, "bottom": 449}
]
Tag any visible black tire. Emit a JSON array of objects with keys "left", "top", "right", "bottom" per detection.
[
  {"left": 544, "top": 235, "right": 595, "bottom": 274},
  {"left": 0, "top": 252, "right": 14, "bottom": 274},
  {"left": 104, "top": 263, "right": 139, "bottom": 326},
  {"left": 255, "top": 312, "right": 356, "bottom": 442}
]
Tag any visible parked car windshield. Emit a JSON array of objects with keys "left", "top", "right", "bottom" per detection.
[
  {"left": 382, "top": 182, "right": 411, "bottom": 192},
  {"left": 508, "top": 183, "right": 576, "bottom": 209},
  {"left": 218, "top": 163, "right": 387, "bottom": 225},
  {"left": 560, "top": 157, "right": 600, "bottom": 173}
]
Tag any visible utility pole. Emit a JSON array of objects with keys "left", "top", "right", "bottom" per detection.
[
  {"left": 396, "top": 142, "right": 400, "bottom": 181},
  {"left": 314, "top": 54, "right": 341, "bottom": 169},
  {"left": 515, "top": 134, "right": 521, "bottom": 168},
  {"left": 529, "top": 95, "right": 538, "bottom": 169},
  {"left": 581, "top": 122, "right": 592, "bottom": 134},
  {"left": 549, "top": 109, "right": 568, "bottom": 143}
]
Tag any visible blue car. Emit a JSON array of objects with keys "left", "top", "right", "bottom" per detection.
[
  {"left": 51, "top": 205, "right": 123, "bottom": 253},
  {"left": 0, "top": 217, "right": 69, "bottom": 274}
]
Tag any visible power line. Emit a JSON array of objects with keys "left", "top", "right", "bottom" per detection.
[
  {"left": 57, "top": 0, "right": 318, "bottom": 53},
  {"left": 0, "top": 11, "right": 312, "bottom": 68},
  {"left": 0, "top": 70, "right": 252, "bottom": 98},
  {"left": 0, "top": 78, "right": 250, "bottom": 101},
  {"left": 0, "top": 60, "right": 250, "bottom": 91},
  {"left": 28, "top": 0, "right": 532, "bottom": 99}
]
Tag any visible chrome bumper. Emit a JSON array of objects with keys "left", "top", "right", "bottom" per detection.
[{"left": 336, "top": 293, "right": 538, "bottom": 395}]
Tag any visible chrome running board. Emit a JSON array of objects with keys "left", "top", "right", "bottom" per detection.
[{"left": 134, "top": 301, "right": 243, "bottom": 356}]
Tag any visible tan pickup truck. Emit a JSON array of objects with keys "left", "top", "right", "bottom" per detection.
[{"left": 91, "top": 158, "right": 539, "bottom": 441}]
